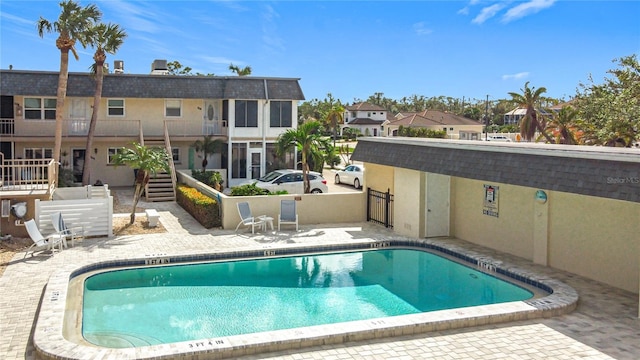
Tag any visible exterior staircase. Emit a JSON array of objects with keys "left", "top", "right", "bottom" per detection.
[{"left": 143, "top": 138, "right": 176, "bottom": 202}]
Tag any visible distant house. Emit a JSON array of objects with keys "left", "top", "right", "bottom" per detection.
[
  {"left": 340, "top": 102, "right": 391, "bottom": 137},
  {"left": 504, "top": 107, "right": 554, "bottom": 125},
  {"left": 386, "top": 110, "right": 483, "bottom": 140},
  {"left": 0, "top": 61, "right": 305, "bottom": 192}
]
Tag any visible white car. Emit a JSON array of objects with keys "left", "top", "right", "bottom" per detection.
[
  {"left": 335, "top": 164, "right": 364, "bottom": 189},
  {"left": 249, "top": 169, "right": 328, "bottom": 194},
  {"left": 487, "top": 135, "right": 512, "bottom": 142}
]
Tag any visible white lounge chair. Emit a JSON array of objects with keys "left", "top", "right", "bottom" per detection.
[
  {"left": 278, "top": 200, "right": 298, "bottom": 231},
  {"left": 235, "top": 202, "right": 266, "bottom": 234},
  {"left": 24, "top": 219, "right": 64, "bottom": 258},
  {"left": 51, "top": 212, "right": 84, "bottom": 247}
]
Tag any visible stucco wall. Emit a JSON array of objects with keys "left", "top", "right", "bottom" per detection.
[
  {"left": 177, "top": 170, "right": 366, "bottom": 230},
  {"left": 452, "top": 178, "right": 534, "bottom": 260},
  {"left": 363, "top": 163, "right": 394, "bottom": 192},
  {"left": 393, "top": 168, "right": 423, "bottom": 238},
  {"left": 548, "top": 192, "right": 639, "bottom": 292}
]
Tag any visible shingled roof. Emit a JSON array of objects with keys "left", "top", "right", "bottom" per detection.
[
  {"left": 393, "top": 110, "right": 481, "bottom": 126},
  {"left": 0, "top": 70, "right": 305, "bottom": 100},
  {"left": 345, "top": 102, "right": 387, "bottom": 112},
  {"left": 352, "top": 137, "right": 640, "bottom": 203}
]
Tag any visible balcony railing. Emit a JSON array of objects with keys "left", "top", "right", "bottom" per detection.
[
  {"left": 3, "top": 118, "right": 227, "bottom": 138},
  {"left": 0, "top": 156, "right": 57, "bottom": 192}
]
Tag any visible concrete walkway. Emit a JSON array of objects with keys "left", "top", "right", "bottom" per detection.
[{"left": 0, "top": 190, "right": 638, "bottom": 359}]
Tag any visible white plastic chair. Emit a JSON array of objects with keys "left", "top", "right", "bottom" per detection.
[
  {"left": 24, "top": 219, "right": 64, "bottom": 258},
  {"left": 51, "top": 212, "right": 84, "bottom": 247},
  {"left": 278, "top": 200, "right": 298, "bottom": 231},
  {"left": 235, "top": 202, "right": 265, "bottom": 234}
]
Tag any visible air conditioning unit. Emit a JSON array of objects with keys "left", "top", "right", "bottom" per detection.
[{"left": 114, "top": 60, "right": 124, "bottom": 74}]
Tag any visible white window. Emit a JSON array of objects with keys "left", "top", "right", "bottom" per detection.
[
  {"left": 172, "top": 148, "right": 180, "bottom": 163},
  {"left": 107, "top": 99, "right": 125, "bottom": 116},
  {"left": 165, "top": 99, "right": 182, "bottom": 117},
  {"left": 24, "top": 97, "right": 56, "bottom": 120},
  {"left": 107, "top": 148, "right": 119, "bottom": 165},
  {"left": 24, "top": 148, "right": 53, "bottom": 159}
]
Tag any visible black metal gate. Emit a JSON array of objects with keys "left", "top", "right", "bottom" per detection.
[{"left": 367, "top": 187, "right": 394, "bottom": 228}]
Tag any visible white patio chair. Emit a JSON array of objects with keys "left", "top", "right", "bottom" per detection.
[
  {"left": 278, "top": 200, "right": 298, "bottom": 231},
  {"left": 24, "top": 219, "right": 64, "bottom": 258},
  {"left": 235, "top": 202, "right": 266, "bottom": 234},
  {"left": 51, "top": 212, "right": 84, "bottom": 247}
]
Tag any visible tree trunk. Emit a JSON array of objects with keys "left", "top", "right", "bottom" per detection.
[
  {"left": 54, "top": 44, "right": 71, "bottom": 183},
  {"left": 83, "top": 55, "right": 105, "bottom": 185},
  {"left": 129, "top": 169, "right": 150, "bottom": 224}
]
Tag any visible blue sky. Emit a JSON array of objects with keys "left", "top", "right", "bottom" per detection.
[{"left": 1, "top": 0, "right": 639, "bottom": 104}]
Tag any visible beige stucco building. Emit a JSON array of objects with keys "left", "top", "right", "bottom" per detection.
[{"left": 352, "top": 137, "right": 640, "bottom": 314}]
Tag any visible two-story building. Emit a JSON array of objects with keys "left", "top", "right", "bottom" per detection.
[
  {"left": 340, "top": 102, "right": 391, "bottom": 137},
  {"left": 0, "top": 63, "right": 305, "bottom": 192}
]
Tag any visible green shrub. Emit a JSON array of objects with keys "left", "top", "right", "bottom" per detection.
[
  {"left": 191, "top": 170, "right": 224, "bottom": 189},
  {"left": 230, "top": 183, "right": 287, "bottom": 196},
  {"left": 176, "top": 184, "right": 221, "bottom": 228}
]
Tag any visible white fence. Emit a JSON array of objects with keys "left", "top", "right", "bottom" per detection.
[
  {"left": 35, "top": 188, "right": 113, "bottom": 237},
  {"left": 52, "top": 184, "right": 110, "bottom": 200}
]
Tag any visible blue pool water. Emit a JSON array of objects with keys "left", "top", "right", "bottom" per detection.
[{"left": 82, "top": 249, "right": 533, "bottom": 347}]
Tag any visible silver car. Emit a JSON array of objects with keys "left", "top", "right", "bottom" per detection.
[
  {"left": 335, "top": 164, "right": 364, "bottom": 189},
  {"left": 251, "top": 169, "right": 328, "bottom": 194}
]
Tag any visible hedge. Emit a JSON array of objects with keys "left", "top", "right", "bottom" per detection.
[{"left": 176, "top": 184, "right": 221, "bottom": 228}]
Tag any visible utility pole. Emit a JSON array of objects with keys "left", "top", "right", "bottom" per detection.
[{"left": 484, "top": 94, "right": 489, "bottom": 140}]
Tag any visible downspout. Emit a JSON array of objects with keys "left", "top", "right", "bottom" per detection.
[{"left": 262, "top": 79, "right": 269, "bottom": 176}]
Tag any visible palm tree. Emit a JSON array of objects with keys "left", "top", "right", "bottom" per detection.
[
  {"left": 325, "top": 104, "right": 344, "bottom": 148},
  {"left": 192, "top": 135, "right": 223, "bottom": 170},
  {"left": 276, "top": 121, "right": 329, "bottom": 193},
  {"left": 507, "top": 82, "right": 553, "bottom": 142},
  {"left": 111, "top": 143, "right": 171, "bottom": 224},
  {"left": 546, "top": 106, "right": 580, "bottom": 145},
  {"left": 229, "top": 63, "right": 252, "bottom": 76},
  {"left": 82, "top": 22, "right": 127, "bottom": 185},
  {"left": 37, "top": 0, "right": 101, "bottom": 166}
]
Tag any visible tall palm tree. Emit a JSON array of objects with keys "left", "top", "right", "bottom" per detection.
[
  {"left": 229, "top": 63, "right": 252, "bottom": 76},
  {"left": 546, "top": 106, "right": 580, "bottom": 145},
  {"left": 507, "top": 82, "right": 553, "bottom": 142},
  {"left": 111, "top": 143, "right": 170, "bottom": 224},
  {"left": 192, "top": 135, "right": 223, "bottom": 170},
  {"left": 276, "top": 121, "right": 329, "bottom": 193},
  {"left": 325, "top": 104, "right": 344, "bottom": 148},
  {"left": 82, "top": 22, "right": 127, "bottom": 185},
  {"left": 37, "top": 1, "right": 101, "bottom": 166}
]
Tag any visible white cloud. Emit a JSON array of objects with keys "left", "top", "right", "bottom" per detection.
[
  {"left": 261, "top": 4, "right": 285, "bottom": 52},
  {"left": 413, "top": 22, "right": 433, "bottom": 36},
  {"left": 502, "top": 0, "right": 556, "bottom": 23},
  {"left": 502, "top": 72, "right": 530, "bottom": 80},
  {"left": 472, "top": 3, "right": 506, "bottom": 24}
]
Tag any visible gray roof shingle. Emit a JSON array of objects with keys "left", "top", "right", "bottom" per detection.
[
  {"left": 352, "top": 137, "right": 640, "bottom": 203},
  {"left": 0, "top": 70, "right": 305, "bottom": 100}
]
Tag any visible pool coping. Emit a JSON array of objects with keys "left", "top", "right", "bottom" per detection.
[{"left": 34, "top": 238, "right": 579, "bottom": 360}]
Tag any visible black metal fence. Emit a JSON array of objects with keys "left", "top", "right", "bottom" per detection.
[{"left": 367, "top": 187, "right": 394, "bottom": 228}]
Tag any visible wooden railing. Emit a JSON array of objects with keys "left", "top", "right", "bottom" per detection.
[{"left": 0, "top": 155, "right": 57, "bottom": 192}]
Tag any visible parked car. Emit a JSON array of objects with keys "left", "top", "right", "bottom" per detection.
[
  {"left": 335, "top": 164, "right": 364, "bottom": 189},
  {"left": 246, "top": 169, "right": 328, "bottom": 194},
  {"left": 487, "top": 135, "right": 512, "bottom": 142}
]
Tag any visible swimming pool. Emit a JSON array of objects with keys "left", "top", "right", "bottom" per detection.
[
  {"left": 36, "top": 239, "right": 579, "bottom": 359},
  {"left": 82, "top": 249, "right": 534, "bottom": 347}
]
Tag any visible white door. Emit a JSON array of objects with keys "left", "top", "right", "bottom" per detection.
[
  {"left": 69, "top": 99, "right": 88, "bottom": 135},
  {"left": 425, "top": 173, "right": 450, "bottom": 237},
  {"left": 249, "top": 149, "right": 262, "bottom": 180},
  {"left": 203, "top": 101, "right": 218, "bottom": 135}
]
